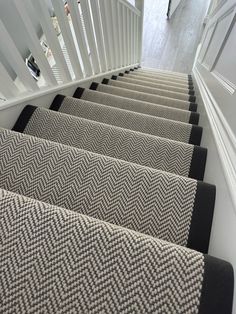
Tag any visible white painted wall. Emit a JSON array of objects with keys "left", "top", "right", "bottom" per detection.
[{"left": 193, "top": 0, "right": 236, "bottom": 311}]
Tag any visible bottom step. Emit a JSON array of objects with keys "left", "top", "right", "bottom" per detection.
[{"left": 0, "top": 188, "right": 233, "bottom": 314}]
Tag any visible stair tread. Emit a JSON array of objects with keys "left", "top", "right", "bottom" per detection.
[
  {"left": 15, "top": 103, "right": 201, "bottom": 145},
  {"left": 92, "top": 82, "right": 197, "bottom": 112},
  {"left": 108, "top": 77, "right": 196, "bottom": 102},
  {"left": 136, "top": 69, "right": 190, "bottom": 82},
  {"left": 51, "top": 95, "right": 206, "bottom": 180},
  {"left": 74, "top": 87, "right": 199, "bottom": 125},
  {"left": 1, "top": 188, "right": 232, "bottom": 313},
  {"left": 128, "top": 71, "right": 194, "bottom": 89},
  {"left": 129, "top": 70, "right": 191, "bottom": 84},
  {"left": 1, "top": 128, "right": 214, "bottom": 252},
  {"left": 117, "top": 73, "right": 193, "bottom": 94}
]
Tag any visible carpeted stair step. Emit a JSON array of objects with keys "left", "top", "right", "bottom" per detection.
[
  {"left": 14, "top": 105, "right": 202, "bottom": 147},
  {"left": 0, "top": 129, "right": 215, "bottom": 252},
  {"left": 50, "top": 95, "right": 206, "bottom": 179},
  {"left": 133, "top": 67, "right": 193, "bottom": 84},
  {"left": 117, "top": 73, "right": 194, "bottom": 95},
  {"left": 0, "top": 188, "right": 233, "bottom": 314},
  {"left": 108, "top": 76, "right": 196, "bottom": 102},
  {"left": 127, "top": 71, "right": 194, "bottom": 89},
  {"left": 125, "top": 71, "right": 193, "bottom": 88},
  {"left": 137, "top": 67, "right": 190, "bottom": 78},
  {"left": 73, "top": 87, "right": 199, "bottom": 125},
  {"left": 133, "top": 68, "right": 191, "bottom": 83},
  {"left": 90, "top": 82, "right": 197, "bottom": 112}
]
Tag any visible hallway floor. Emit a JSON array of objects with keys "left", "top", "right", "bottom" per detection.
[{"left": 141, "top": 0, "right": 210, "bottom": 73}]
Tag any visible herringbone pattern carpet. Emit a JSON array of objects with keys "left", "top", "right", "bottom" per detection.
[
  {"left": 59, "top": 96, "right": 192, "bottom": 141},
  {"left": 55, "top": 97, "right": 194, "bottom": 176},
  {"left": 105, "top": 78, "right": 190, "bottom": 101},
  {"left": 116, "top": 74, "right": 190, "bottom": 94},
  {"left": 79, "top": 88, "right": 193, "bottom": 123},
  {"left": 0, "top": 66, "right": 234, "bottom": 313},
  {"left": 96, "top": 83, "right": 191, "bottom": 110},
  {"left": 0, "top": 128, "right": 197, "bottom": 246},
  {"left": 0, "top": 188, "right": 205, "bottom": 314},
  {"left": 37, "top": 103, "right": 193, "bottom": 142}
]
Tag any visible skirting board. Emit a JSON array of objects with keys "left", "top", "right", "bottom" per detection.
[{"left": 193, "top": 67, "right": 236, "bottom": 213}]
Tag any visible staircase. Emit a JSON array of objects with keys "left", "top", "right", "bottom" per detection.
[{"left": 0, "top": 67, "right": 234, "bottom": 313}]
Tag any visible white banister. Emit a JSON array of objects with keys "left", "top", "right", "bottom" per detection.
[
  {"left": 99, "top": 0, "right": 113, "bottom": 70},
  {"left": 13, "top": 0, "right": 58, "bottom": 87},
  {"left": 32, "top": 0, "right": 72, "bottom": 83},
  {"left": 90, "top": 0, "right": 107, "bottom": 72},
  {"left": 123, "top": 6, "right": 128, "bottom": 66},
  {"left": 127, "top": 8, "right": 131, "bottom": 65},
  {"left": 0, "top": 0, "right": 143, "bottom": 104},
  {"left": 51, "top": 0, "right": 83, "bottom": 79},
  {"left": 80, "top": 0, "right": 100, "bottom": 74},
  {"left": 135, "top": 0, "right": 144, "bottom": 62},
  {"left": 67, "top": 0, "right": 93, "bottom": 76},
  {"left": 111, "top": 0, "right": 120, "bottom": 68},
  {"left": 117, "top": 1, "right": 124, "bottom": 67},
  {"left": 0, "top": 20, "right": 38, "bottom": 92}
]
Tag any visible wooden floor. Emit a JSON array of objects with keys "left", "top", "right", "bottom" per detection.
[{"left": 141, "top": 0, "right": 210, "bottom": 73}]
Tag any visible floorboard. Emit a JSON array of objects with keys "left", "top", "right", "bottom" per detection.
[{"left": 141, "top": 0, "right": 210, "bottom": 73}]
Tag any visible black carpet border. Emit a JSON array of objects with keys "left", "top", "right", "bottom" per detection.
[
  {"left": 189, "top": 102, "right": 198, "bottom": 112},
  {"left": 50, "top": 94, "right": 65, "bottom": 111},
  {"left": 188, "top": 181, "right": 215, "bottom": 253},
  {"left": 90, "top": 82, "right": 99, "bottom": 90},
  {"left": 189, "top": 125, "right": 202, "bottom": 145},
  {"left": 102, "top": 78, "right": 109, "bottom": 85},
  {"left": 73, "top": 87, "right": 85, "bottom": 98},
  {"left": 199, "top": 255, "right": 234, "bottom": 314},
  {"left": 189, "top": 112, "right": 199, "bottom": 125},
  {"left": 189, "top": 95, "right": 196, "bottom": 102},
  {"left": 12, "top": 105, "right": 37, "bottom": 133},
  {"left": 189, "top": 146, "right": 207, "bottom": 180}
]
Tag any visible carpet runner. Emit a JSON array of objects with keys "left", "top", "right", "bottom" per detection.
[{"left": 0, "top": 66, "right": 233, "bottom": 313}]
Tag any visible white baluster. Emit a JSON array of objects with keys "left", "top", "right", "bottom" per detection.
[
  {"left": 130, "top": 12, "right": 134, "bottom": 64},
  {"left": 135, "top": 0, "right": 144, "bottom": 63},
  {"left": 122, "top": 5, "right": 128, "bottom": 66},
  {"left": 90, "top": 0, "right": 107, "bottom": 72},
  {"left": 104, "top": 0, "right": 117, "bottom": 69},
  {"left": 67, "top": 0, "right": 93, "bottom": 76},
  {"left": 99, "top": 0, "right": 113, "bottom": 70},
  {"left": 0, "top": 20, "right": 38, "bottom": 92},
  {"left": 0, "top": 61, "right": 19, "bottom": 99},
  {"left": 51, "top": 0, "right": 83, "bottom": 79},
  {"left": 13, "top": 0, "right": 57, "bottom": 86},
  {"left": 80, "top": 0, "right": 100, "bottom": 74},
  {"left": 127, "top": 8, "right": 131, "bottom": 65},
  {"left": 111, "top": 0, "right": 120, "bottom": 68},
  {"left": 117, "top": 2, "right": 124, "bottom": 67},
  {"left": 32, "top": 0, "right": 72, "bottom": 83}
]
